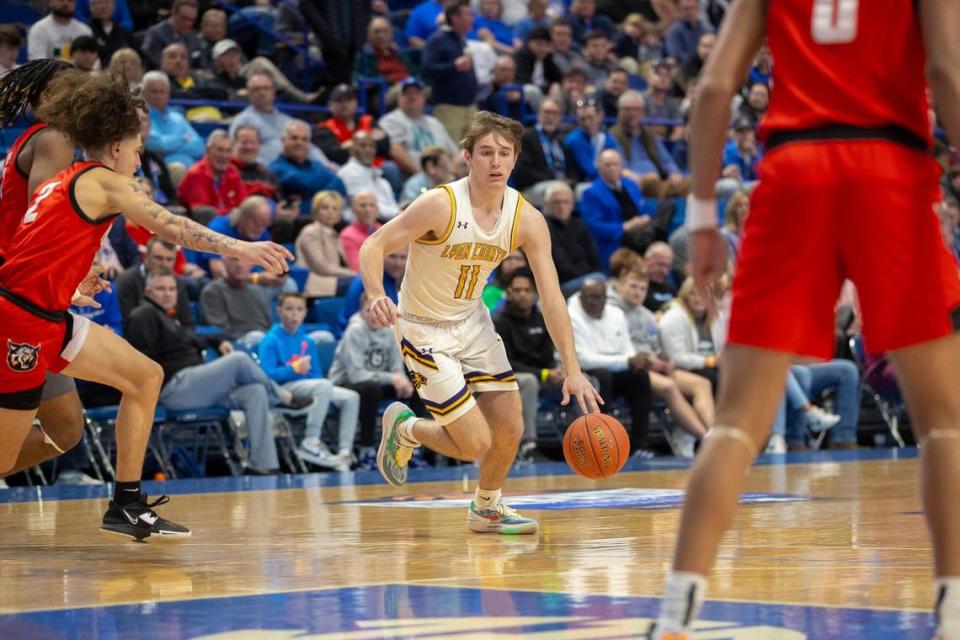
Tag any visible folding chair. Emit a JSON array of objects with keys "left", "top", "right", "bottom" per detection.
[{"left": 849, "top": 335, "right": 907, "bottom": 447}]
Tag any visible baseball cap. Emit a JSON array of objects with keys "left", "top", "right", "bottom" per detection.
[
  {"left": 732, "top": 116, "right": 754, "bottom": 131},
  {"left": 212, "top": 39, "right": 240, "bottom": 59},
  {"left": 400, "top": 77, "right": 424, "bottom": 92},
  {"left": 330, "top": 83, "right": 357, "bottom": 100}
]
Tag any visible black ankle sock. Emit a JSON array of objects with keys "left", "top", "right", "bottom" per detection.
[{"left": 114, "top": 481, "right": 142, "bottom": 505}]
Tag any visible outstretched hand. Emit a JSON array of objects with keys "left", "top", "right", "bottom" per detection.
[
  {"left": 72, "top": 265, "right": 111, "bottom": 308},
  {"left": 561, "top": 371, "right": 604, "bottom": 415},
  {"left": 237, "top": 241, "right": 294, "bottom": 275}
]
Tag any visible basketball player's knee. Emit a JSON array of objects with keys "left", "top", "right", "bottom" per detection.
[
  {"left": 138, "top": 360, "right": 165, "bottom": 397},
  {"left": 459, "top": 430, "right": 492, "bottom": 461}
]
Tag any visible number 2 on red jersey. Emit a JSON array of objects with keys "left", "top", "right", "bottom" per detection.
[
  {"left": 23, "top": 181, "right": 60, "bottom": 224},
  {"left": 811, "top": 0, "right": 859, "bottom": 44}
]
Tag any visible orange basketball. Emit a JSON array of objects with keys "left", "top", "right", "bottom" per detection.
[{"left": 562, "top": 414, "right": 630, "bottom": 479}]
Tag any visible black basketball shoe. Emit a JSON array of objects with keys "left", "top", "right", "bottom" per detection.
[{"left": 100, "top": 494, "right": 191, "bottom": 542}]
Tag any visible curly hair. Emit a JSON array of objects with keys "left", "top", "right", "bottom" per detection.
[
  {"left": 0, "top": 59, "right": 74, "bottom": 127},
  {"left": 36, "top": 73, "right": 143, "bottom": 151}
]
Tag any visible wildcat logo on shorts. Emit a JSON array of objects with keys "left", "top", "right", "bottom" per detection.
[
  {"left": 6, "top": 340, "right": 40, "bottom": 373},
  {"left": 410, "top": 371, "right": 428, "bottom": 390}
]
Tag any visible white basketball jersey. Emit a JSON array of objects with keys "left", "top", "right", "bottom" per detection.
[{"left": 399, "top": 177, "right": 523, "bottom": 323}]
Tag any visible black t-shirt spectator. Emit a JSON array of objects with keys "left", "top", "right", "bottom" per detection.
[{"left": 546, "top": 214, "right": 602, "bottom": 284}]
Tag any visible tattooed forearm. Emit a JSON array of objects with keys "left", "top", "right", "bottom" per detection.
[{"left": 127, "top": 180, "right": 240, "bottom": 254}]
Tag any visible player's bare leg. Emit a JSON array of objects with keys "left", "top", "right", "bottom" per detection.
[
  {"left": 63, "top": 322, "right": 189, "bottom": 541},
  {"left": 0, "top": 409, "right": 40, "bottom": 476},
  {"left": 887, "top": 333, "right": 960, "bottom": 638},
  {"left": 378, "top": 390, "right": 537, "bottom": 534},
  {"left": 654, "top": 344, "right": 791, "bottom": 638},
  {"left": 2, "top": 391, "right": 84, "bottom": 476}
]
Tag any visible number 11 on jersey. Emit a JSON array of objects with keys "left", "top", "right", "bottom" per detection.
[{"left": 454, "top": 264, "right": 481, "bottom": 299}]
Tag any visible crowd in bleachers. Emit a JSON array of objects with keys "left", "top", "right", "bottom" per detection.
[{"left": 1, "top": 0, "right": 958, "bottom": 483}]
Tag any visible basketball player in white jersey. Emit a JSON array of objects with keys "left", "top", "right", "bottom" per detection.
[{"left": 359, "top": 112, "right": 602, "bottom": 534}]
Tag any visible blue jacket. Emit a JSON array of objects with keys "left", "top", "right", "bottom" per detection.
[
  {"left": 563, "top": 128, "right": 619, "bottom": 182},
  {"left": 197, "top": 215, "right": 271, "bottom": 274},
  {"left": 338, "top": 273, "right": 399, "bottom": 333},
  {"left": 580, "top": 178, "right": 652, "bottom": 268},
  {"left": 422, "top": 29, "right": 478, "bottom": 106},
  {"left": 146, "top": 107, "right": 205, "bottom": 167},
  {"left": 405, "top": 0, "right": 443, "bottom": 42},
  {"left": 70, "top": 288, "right": 123, "bottom": 335},
  {"left": 722, "top": 141, "right": 761, "bottom": 182},
  {"left": 258, "top": 323, "right": 323, "bottom": 383},
  {"left": 268, "top": 154, "right": 347, "bottom": 215}
]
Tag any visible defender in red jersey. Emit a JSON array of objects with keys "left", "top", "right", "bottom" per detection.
[
  {"left": 652, "top": 1, "right": 960, "bottom": 638},
  {"left": 0, "top": 61, "right": 102, "bottom": 482},
  {"left": 0, "top": 73, "right": 293, "bottom": 542}
]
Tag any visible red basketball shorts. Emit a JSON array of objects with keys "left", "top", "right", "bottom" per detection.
[
  {"left": 0, "top": 297, "right": 90, "bottom": 409},
  {"left": 728, "top": 139, "right": 960, "bottom": 359}
]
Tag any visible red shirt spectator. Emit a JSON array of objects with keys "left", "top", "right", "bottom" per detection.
[
  {"left": 178, "top": 130, "right": 248, "bottom": 214},
  {"left": 339, "top": 191, "right": 382, "bottom": 270}
]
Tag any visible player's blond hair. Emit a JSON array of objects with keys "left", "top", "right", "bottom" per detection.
[{"left": 460, "top": 111, "right": 523, "bottom": 155}]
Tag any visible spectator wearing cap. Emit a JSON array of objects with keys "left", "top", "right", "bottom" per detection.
[
  {"left": 664, "top": 0, "right": 713, "bottom": 64},
  {"left": 0, "top": 26, "right": 22, "bottom": 76},
  {"left": 379, "top": 77, "right": 458, "bottom": 176},
  {"left": 563, "top": 97, "right": 618, "bottom": 182},
  {"left": 513, "top": 98, "right": 574, "bottom": 203},
  {"left": 512, "top": 0, "right": 549, "bottom": 47},
  {"left": 269, "top": 120, "right": 347, "bottom": 217},
  {"left": 549, "top": 19, "right": 587, "bottom": 77},
  {"left": 717, "top": 117, "right": 761, "bottom": 199},
  {"left": 70, "top": 35, "right": 101, "bottom": 71},
  {"left": 141, "top": 0, "right": 203, "bottom": 69},
  {"left": 228, "top": 72, "right": 331, "bottom": 166},
  {"left": 610, "top": 90, "right": 689, "bottom": 199},
  {"left": 353, "top": 16, "right": 416, "bottom": 84},
  {"left": 337, "top": 131, "right": 401, "bottom": 220},
  {"left": 513, "top": 27, "right": 562, "bottom": 95},
  {"left": 568, "top": 0, "right": 615, "bottom": 44},
  {"left": 422, "top": 0, "right": 479, "bottom": 142},
  {"left": 209, "top": 38, "right": 247, "bottom": 99},
  {"left": 27, "top": 0, "right": 93, "bottom": 61},
  {"left": 88, "top": 0, "right": 134, "bottom": 68},
  {"left": 178, "top": 129, "right": 248, "bottom": 221},
  {"left": 142, "top": 70, "right": 206, "bottom": 170}
]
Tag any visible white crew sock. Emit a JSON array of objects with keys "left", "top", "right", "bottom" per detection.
[
  {"left": 654, "top": 571, "right": 708, "bottom": 637},
  {"left": 936, "top": 577, "right": 960, "bottom": 638},
  {"left": 474, "top": 487, "right": 501, "bottom": 510}
]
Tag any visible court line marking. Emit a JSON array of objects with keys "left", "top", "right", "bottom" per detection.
[{"left": 0, "top": 578, "right": 932, "bottom": 617}]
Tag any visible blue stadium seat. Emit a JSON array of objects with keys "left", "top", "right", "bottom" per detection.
[
  {"left": 307, "top": 296, "right": 345, "bottom": 325},
  {"left": 0, "top": 3, "right": 41, "bottom": 30},
  {"left": 289, "top": 265, "right": 309, "bottom": 292},
  {"left": 316, "top": 340, "right": 335, "bottom": 376}
]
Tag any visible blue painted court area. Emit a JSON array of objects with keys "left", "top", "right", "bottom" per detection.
[
  {"left": 0, "top": 447, "right": 920, "bottom": 505},
  {"left": 0, "top": 583, "right": 933, "bottom": 639}
]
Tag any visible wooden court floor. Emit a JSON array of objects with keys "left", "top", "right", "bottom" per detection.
[{"left": 0, "top": 449, "right": 936, "bottom": 638}]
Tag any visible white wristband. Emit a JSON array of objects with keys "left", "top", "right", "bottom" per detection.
[{"left": 684, "top": 195, "right": 718, "bottom": 232}]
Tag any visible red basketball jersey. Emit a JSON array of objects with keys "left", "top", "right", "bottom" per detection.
[
  {"left": 0, "top": 122, "right": 49, "bottom": 260},
  {"left": 0, "top": 162, "right": 117, "bottom": 311},
  {"left": 762, "top": 0, "right": 931, "bottom": 145}
]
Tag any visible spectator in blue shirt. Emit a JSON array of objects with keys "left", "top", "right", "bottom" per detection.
[
  {"left": 71, "top": 283, "right": 123, "bottom": 334},
  {"left": 268, "top": 120, "right": 347, "bottom": 216},
  {"left": 564, "top": 98, "right": 619, "bottom": 182},
  {"left": 258, "top": 292, "right": 360, "bottom": 471},
  {"left": 472, "top": 0, "right": 514, "bottom": 54},
  {"left": 405, "top": 0, "right": 444, "bottom": 48},
  {"left": 141, "top": 71, "right": 204, "bottom": 170},
  {"left": 200, "top": 195, "right": 273, "bottom": 279},
  {"left": 337, "top": 247, "right": 406, "bottom": 334},
  {"left": 610, "top": 91, "right": 690, "bottom": 199},
  {"left": 664, "top": 0, "right": 713, "bottom": 63},
  {"left": 717, "top": 117, "right": 762, "bottom": 199}
]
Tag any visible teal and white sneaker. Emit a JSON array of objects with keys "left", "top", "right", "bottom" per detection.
[
  {"left": 467, "top": 499, "right": 539, "bottom": 535},
  {"left": 377, "top": 402, "right": 418, "bottom": 487}
]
